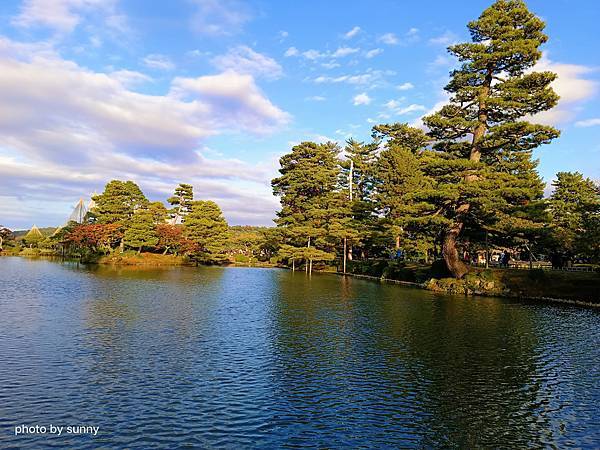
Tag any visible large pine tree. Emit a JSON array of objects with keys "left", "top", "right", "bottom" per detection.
[
  {"left": 422, "top": 0, "right": 559, "bottom": 278},
  {"left": 271, "top": 141, "right": 345, "bottom": 272}
]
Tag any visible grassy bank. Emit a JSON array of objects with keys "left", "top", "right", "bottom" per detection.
[
  {"left": 96, "top": 252, "right": 191, "bottom": 266},
  {"left": 345, "top": 260, "right": 600, "bottom": 304}
]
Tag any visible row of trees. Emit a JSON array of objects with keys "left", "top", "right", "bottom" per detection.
[{"left": 270, "top": 0, "right": 600, "bottom": 277}]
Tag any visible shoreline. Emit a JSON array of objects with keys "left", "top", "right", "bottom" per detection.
[{"left": 334, "top": 271, "right": 600, "bottom": 308}]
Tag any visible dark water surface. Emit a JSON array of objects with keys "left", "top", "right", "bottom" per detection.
[{"left": 0, "top": 257, "right": 599, "bottom": 448}]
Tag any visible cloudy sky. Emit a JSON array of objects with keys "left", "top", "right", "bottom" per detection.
[{"left": 0, "top": 0, "right": 598, "bottom": 229}]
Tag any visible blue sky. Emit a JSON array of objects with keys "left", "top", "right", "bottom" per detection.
[{"left": 0, "top": 0, "right": 598, "bottom": 229}]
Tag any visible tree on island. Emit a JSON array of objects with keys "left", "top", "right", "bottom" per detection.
[
  {"left": 184, "top": 200, "right": 229, "bottom": 263},
  {"left": 168, "top": 183, "right": 194, "bottom": 223},
  {"left": 419, "top": 0, "right": 559, "bottom": 278},
  {"left": 65, "top": 223, "right": 123, "bottom": 254},
  {"left": 92, "top": 180, "right": 149, "bottom": 251},
  {"left": 124, "top": 209, "right": 160, "bottom": 254}
]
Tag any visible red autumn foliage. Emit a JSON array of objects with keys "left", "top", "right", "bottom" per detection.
[
  {"left": 65, "top": 223, "right": 123, "bottom": 250},
  {"left": 156, "top": 224, "right": 199, "bottom": 255}
]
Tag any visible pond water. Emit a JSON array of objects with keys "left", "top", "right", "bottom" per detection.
[{"left": 0, "top": 257, "right": 599, "bottom": 448}]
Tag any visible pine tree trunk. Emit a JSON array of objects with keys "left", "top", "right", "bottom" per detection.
[
  {"left": 292, "top": 259, "right": 295, "bottom": 271},
  {"left": 443, "top": 222, "right": 468, "bottom": 279},
  {"left": 443, "top": 68, "right": 493, "bottom": 278},
  {"left": 395, "top": 235, "right": 400, "bottom": 249},
  {"left": 138, "top": 246, "right": 142, "bottom": 255},
  {"left": 309, "top": 259, "right": 313, "bottom": 274}
]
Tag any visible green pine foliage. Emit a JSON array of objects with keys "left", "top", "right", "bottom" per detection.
[
  {"left": 184, "top": 200, "right": 230, "bottom": 263},
  {"left": 92, "top": 180, "right": 149, "bottom": 225},
  {"left": 549, "top": 172, "right": 600, "bottom": 259},
  {"left": 124, "top": 209, "right": 159, "bottom": 253},
  {"left": 271, "top": 141, "right": 350, "bottom": 271},
  {"left": 168, "top": 183, "right": 194, "bottom": 223}
]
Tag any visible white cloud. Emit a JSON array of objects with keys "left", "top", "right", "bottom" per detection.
[
  {"left": 378, "top": 28, "right": 419, "bottom": 46},
  {"left": 0, "top": 36, "right": 289, "bottom": 227},
  {"left": 344, "top": 26, "right": 361, "bottom": 39},
  {"left": 321, "top": 61, "right": 340, "bottom": 69},
  {"left": 189, "top": 0, "right": 251, "bottom": 36},
  {"left": 332, "top": 46, "right": 359, "bottom": 58},
  {"left": 383, "top": 99, "right": 425, "bottom": 115},
  {"left": 353, "top": 92, "right": 371, "bottom": 106},
  {"left": 284, "top": 46, "right": 299, "bottom": 57},
  {"left": 11, "top": 0, "right": 124, "bottom": 34},
  {"left": 109, "top": 69, "right": 152, "bottom": 86},
  {"left": 302, "top": 49, "right": 325, "bottom": 60},
  {"left": 306, "top": 95, "right": 326, "bottom": 101},
  {"left": 378, "top": 33, "right": 398, "bottom": 45},
  {"left": 397, "top": 104, "right": 426, "bottom": 115},
  {"left": 212, "top": 46, "right": 282, "bottom": 80},
  {"left": 171, "top": 71, "right": 290, "bottom": 130},
  {"left": 397, "top": 82, "right": 414, "bottom": 90},
  {"left": 278, "top": 30, "right": 288, "bottom": 42},
  {"left": 365, "top": 48, "right": 383, "bottom": 59},
  {"left": 575, "top": 118, "right": 600, "bottom": 127},
  {"left": 429, "top": 31, "right": 458, "bottom": 46},
  {"left": 289, "top": 46, "right": 362, "bottom": 62},
  {"left": 531, "top": 54, "right": 598, "bottom": 125},
  {"left": 313, "top": 69, "right": 392, "bottom": 86},
  {"left": 142, "top": 54, "right": 175, "bottom": 71},
  {"left": 312, "top": 134, "right": 336, "bottom": 143}
]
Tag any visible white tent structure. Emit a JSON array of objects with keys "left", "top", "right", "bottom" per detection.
[{"left": 68, "top": 198, "right": 88, "bottom": 224}]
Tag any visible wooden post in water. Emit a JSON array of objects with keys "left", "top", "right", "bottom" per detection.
[
  {"left": 343, "top": 238, "right": 347, "bottom": 274},
  {"left": 345, "top": 159, "right": 353, "bottom": 269},
  {"left": 306, "top": 236, "right": 311, "bottom": 274}
]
